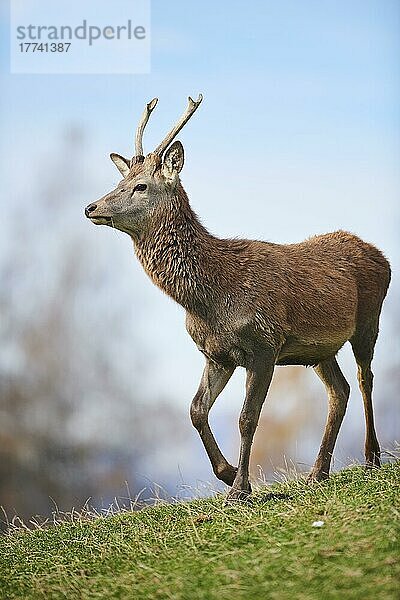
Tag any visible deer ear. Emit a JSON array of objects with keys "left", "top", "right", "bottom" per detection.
[
  {"left": 162, "top": 141, "right": 184, "bottom": 178},
  {"left": 110, "top": 153, "right": 131, "bottom": 177}
]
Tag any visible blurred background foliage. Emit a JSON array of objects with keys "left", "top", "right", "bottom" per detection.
[{"left": 0, "top": 1, "right": 399, "bottom": 526}]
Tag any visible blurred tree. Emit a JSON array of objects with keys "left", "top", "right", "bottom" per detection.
[{"left": 0, "top": 127, "right": 188, "bottom": 527}]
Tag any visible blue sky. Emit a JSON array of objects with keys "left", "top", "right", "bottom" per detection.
[
  {"left": 1, "top": 0, "right": 399, "bottom": 243},
  {"left": 2, "top": 1, "right": 399, "bottom": 151},
  {"left": 1, "top": 1, "right": 399, "bottom": 457}
]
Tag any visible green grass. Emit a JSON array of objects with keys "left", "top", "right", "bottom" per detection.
[{"left": 1, "top": 463, "right": 399, "bottom": 600}]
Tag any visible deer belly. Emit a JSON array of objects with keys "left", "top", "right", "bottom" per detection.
[{"left": 277, "top": 335, "right": 349, "bottom": 366}]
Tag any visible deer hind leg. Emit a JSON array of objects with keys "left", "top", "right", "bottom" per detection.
[
  {"left": 190, "top": 359, "right": 237, "bottom": 486},
  {"left": 226, "top": 354, "right": 275, "bottom": 503},
  {"left": 308, "top": 357, "right": 350, "bottom": 483},
  {"left": 350, "top": 322, "right": 381, "bottom": 468}
]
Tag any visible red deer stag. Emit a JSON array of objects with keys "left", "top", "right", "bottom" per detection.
[{"left": 85, "top": 95, "right": 391, "bottom": 502}]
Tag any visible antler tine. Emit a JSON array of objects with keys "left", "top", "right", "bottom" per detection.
[
  {"left": 135, "top": 97, "right": 158, "bottom": 158},
  {"left": 155, "top": 94, "right": 203, "bottom": 157}
]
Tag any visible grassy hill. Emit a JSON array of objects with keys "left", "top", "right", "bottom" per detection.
[{"left": 0, "top": 462, "right": 399, "bottom": 600}]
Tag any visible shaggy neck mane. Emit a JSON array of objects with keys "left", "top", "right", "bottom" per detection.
[{"left": 132, "top": 185, "right": 224, "bottom": 316}]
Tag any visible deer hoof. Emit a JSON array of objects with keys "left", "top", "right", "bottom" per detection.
[
  {"left": 224, "top": 485, "right": 252, "bottom": 505},
  {"left": 365, "top": 449, "right": 381, "bottom": 469},
  {"left": 306, "top": 471, "right": 329, "bottom": 485},
  {"left": 365, "top": 458, "right": 381, "bottom": 470},
  {"left": 215, "top": 464, "right": 237, "bottom": 487}
]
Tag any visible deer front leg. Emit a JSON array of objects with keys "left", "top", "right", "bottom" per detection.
[
  {"left": 190, "top": 359, "right": 237, "bottom": 486},
  {"left": 226, "top": 354, "right": 275, "bottom": 503}
]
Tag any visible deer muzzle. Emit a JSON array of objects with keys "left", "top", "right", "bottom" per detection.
[{"left": 84, "top": 202, "right": 112, "bottom": 225}]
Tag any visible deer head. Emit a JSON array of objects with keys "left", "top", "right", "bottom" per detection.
[{"left": 85, "top": 94, "right": 203, "bottom": 238}]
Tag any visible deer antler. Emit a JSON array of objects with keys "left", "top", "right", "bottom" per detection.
[
  {"left": 134, "top": 97, "right": 158, "bottom": 158},
  {"left": 155, "top": 94, "right": 203, "bottom": 157}
]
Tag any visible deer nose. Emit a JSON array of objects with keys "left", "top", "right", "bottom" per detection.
[{"left": 85, "top": 203, "right": 97, "bottom": 217}]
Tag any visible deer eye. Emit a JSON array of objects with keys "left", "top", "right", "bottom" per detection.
[{"left": 133, "top": 183, "right": 147, "bottom": 193}]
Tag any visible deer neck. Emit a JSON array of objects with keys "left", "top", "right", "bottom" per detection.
[{"left": 132, "top": 186, "right": 220, "bottom": 316}]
